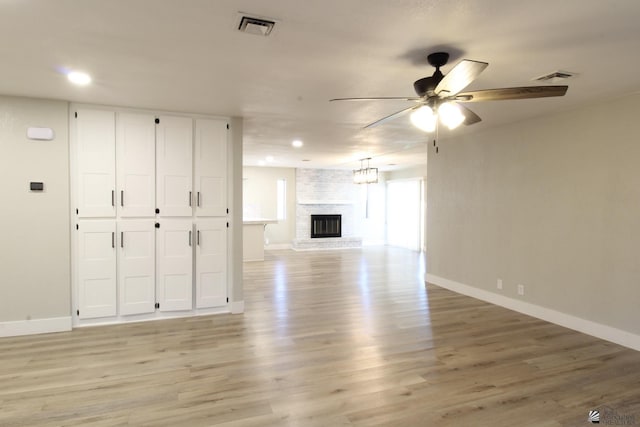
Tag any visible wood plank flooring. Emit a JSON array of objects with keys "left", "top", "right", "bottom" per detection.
[{"left": 0, "top": 246, "right": 638, "bottom": 426}]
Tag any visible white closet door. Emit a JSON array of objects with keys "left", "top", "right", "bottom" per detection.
[
  {"left": 77, "top": 220, "right": 116, "bottom": 319},
  {"left": 76, "top": 109, "right": 116, "bottom": 218},
  {"left": 116, "top": 113, "right": 156, "bottom": 217},
  {"left": 195, "top": 219, "right": 227, "bottom": 308},
  {"left": 194, "top": 119, "right": 227, "bottom": 217},
  {"left": 156, "top": 116, "right": 193, "bottom": 217},
  {"left": 118, "top": 220, "right": 156, "bottom": 315},
  {"left": 156, "top": 219, "right": 193, "bottom": 311}
]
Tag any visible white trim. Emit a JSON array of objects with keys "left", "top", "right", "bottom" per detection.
[
  {"left": 0, "top": 317, "right": 72, "bottom": 338},
  {"left": 69, "top": 102, "right": 230, "bottom": 121},
  {"left": 230, "top": 301, "right": 245, "bottom": 314},
  {"left": 75, "top": 307, "right": 231, "bottom": 328},
  {"left": 426, "top": 274, "right": 640, "bottom": 352}
]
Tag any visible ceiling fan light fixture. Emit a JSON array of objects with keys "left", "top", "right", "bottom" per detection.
[
  {"left": 438, "top": 102, "right": 465, "bottom": 130},
  {"left": 410, "top": 106, "right": 437, "bottom": 132}
]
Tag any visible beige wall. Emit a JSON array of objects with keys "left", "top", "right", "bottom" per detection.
[
  {"left": 243, "top": 166, "right": 296, "bottom": 245},
  {"left": 0, "top": 96, "right": 70, "bottom": 322},
  {"left": 230, "top": 117, "right": 244, "bottom": 304},
  {"left": 427, "top": 93, "right": 640, "bottom": 335},
  {"left": 386, "top": 165, "right": 427, "bottom": 181}
]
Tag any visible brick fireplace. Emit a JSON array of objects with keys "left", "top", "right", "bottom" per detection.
[{"left": 292, "top": 169, "right": 362, "bottom": 250}]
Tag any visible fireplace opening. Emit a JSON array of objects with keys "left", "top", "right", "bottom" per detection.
[{"left": 310, "top": 214, "right": 341, "bottom": 238}]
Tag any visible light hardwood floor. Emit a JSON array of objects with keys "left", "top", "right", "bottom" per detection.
[{"left": 0, "top": 247, "right": 638, "bottom": 426}]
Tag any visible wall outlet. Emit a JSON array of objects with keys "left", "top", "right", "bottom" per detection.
[
  {"left": 497, "top": 279, "right": 503, "bottom": 290},
  {"left": 517, "top": 284, "right": 525, "bottom": 296}
]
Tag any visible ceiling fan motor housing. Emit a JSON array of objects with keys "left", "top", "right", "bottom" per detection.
[
  {"left": 414, "top": 52, "right": 449, "bottom": 96},
  {"left": 414, "top": 75, "right": 442, "bottom": 96},
  {"left": 427, "top": 52, "right": 450, "bottom": 68}
]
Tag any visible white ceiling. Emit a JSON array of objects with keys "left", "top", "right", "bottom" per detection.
[{"left": 2, "top": 0, "right": 640, "bottom": 172}]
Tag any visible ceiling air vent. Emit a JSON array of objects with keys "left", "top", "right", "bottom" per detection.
[
  {"left": 533, "top": 70, "right": 578, "bottom": 83},
  {"left": 238, "top": 15, "right": 276, "bottom": 36}
]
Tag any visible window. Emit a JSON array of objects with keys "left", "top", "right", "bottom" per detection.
[{"left": 276, "top": 179, "right": 287, "bottom": 220}]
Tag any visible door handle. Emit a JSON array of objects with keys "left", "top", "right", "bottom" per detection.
[
  {"left": 197, "top": 192, "right": 200, "bottom": 207},
  {"left": 112, "top": 232, "right": 115, "bottom": 248},
  {"left": 189, "top": 191, "right": 192, "bottom": 207},
  {"left": 120, "top": 232, "right": 124, "bottom": 248},
  {"left": 189, "top": 230, "right": 192, "bottom": 247},
  {"left": 120, "top": 190, "right": 124, "bottom": 207},
  {"left": 111, "top": 190, "right": 115, "bottom": 207},
  {"left": 197, "top": 230, "right": 200, "bottom": 246}
]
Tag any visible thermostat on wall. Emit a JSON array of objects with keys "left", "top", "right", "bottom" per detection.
[
  {"left": 27, "top": 127, "right": 55, "bottom": 141},
  {"left": 30, "top": 182, "right": 44, "bottom": 191}
]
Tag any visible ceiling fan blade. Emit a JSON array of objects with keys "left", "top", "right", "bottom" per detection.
[
  {"left": 456, "top": 85, "right": 568, "bottom": 102},
  {"left": 458, "top": 104, "right": 482, "bottom": 125},
  {"left": 330, "top": 96, "right": 422, "bottom": 102},
  {"left": 363, "top": 105, "right": 418, "bottom": 129},
  {"left": 435, "top": 59, "right": 488, "bottom": 97}
]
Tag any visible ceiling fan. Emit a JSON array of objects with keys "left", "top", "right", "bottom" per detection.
[{"left": 330, "top": 52, "right": 568, "bottom": 132}]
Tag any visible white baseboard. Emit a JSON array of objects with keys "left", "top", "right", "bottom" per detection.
[
  {"left": 230, "top": 300, "right": 245, "bottom": 314},
  {"left": 426, "top": 274, "right": 640, "bottom": 352},
  {"left": 265, "top": 243, "right": 292, "bottom": 250},
  {"left": 291, "top": 246, "right": 359, "bottom": 252},
  {"left": 0, "top": 316, "right": 72, "bottom": 338},
  {"left": 362, "top": 239, "right": 386, "bottom": 246}
]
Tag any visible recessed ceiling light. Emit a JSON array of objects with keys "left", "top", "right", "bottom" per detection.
[
  {"left": 258, "top": 160, "right": 266, "bottom": 166},
  {"left": 67, "top": 71, "right": 92, "bottom": 86},
  {"left": 266, "top": 156, "right": 274, "bottom": 162},
  {"left": 292, "top": 139, "right": 303, "bottom": 148}
]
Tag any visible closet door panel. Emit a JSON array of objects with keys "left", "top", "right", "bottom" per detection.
[
  {"left": 118, "top": 220, "right": 156, "bottom": 315},
  {"left": 76, "top": 110, "right": 116, "bottom": 218},
  {"left": 77, "top": 220, "right": 116, "bottom": 319},
  {"left": 156, "top": 116, "right": 193, "bottom": 217},
  {"left": 116, "top": 113, "right": 156, "bottom": 217},
  {"left": 157, "top": 219, "right": 193, "bottom": 311},
  {"left": 194, "top": 119, "right": 227, "bottom": 217},
  {"left": 195, "top": 219, "right": 227, "bottom": 308}
]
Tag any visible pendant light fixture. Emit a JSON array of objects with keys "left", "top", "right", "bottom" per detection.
[{"left": 353, "top": 158, "right": 378, "bottom": 184}]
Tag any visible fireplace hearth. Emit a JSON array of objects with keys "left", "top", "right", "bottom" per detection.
[{"left": 310, "top": 214, "right": 342, "bottom": 238}]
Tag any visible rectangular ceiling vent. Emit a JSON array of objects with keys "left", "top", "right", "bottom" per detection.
[
  {"left": 533, "top": 70, "right": 578, "bottom": 83},
  {"left": 238, "top": 15, "right": 276, "bottom": 36}
]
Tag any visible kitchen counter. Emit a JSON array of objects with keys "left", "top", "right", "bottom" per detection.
[{"left": 243, "top": 219, "right": 278, "bottom": 261}]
